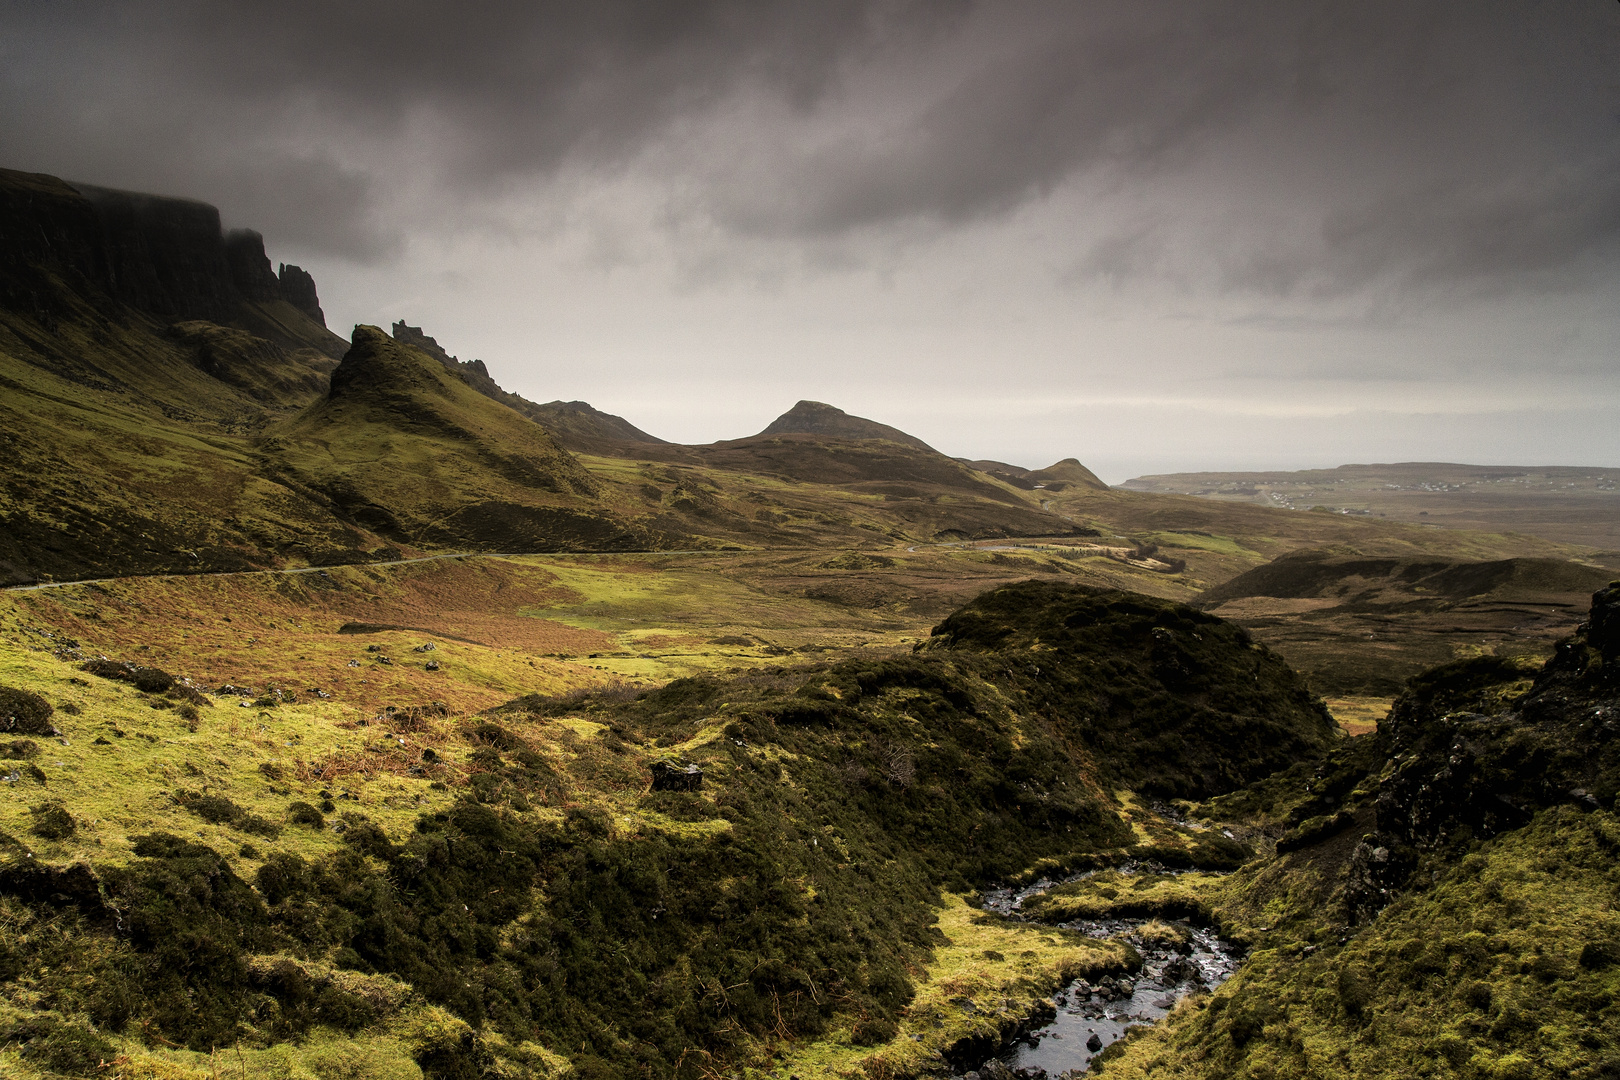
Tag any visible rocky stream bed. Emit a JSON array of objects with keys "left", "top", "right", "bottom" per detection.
[{"left": 955, "top": 867, "right": 1242, "bottom": 1079}]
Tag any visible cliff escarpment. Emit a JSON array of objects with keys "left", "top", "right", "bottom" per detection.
[{"left": 0, "top": 167, "right": 342, "bottom": 358}]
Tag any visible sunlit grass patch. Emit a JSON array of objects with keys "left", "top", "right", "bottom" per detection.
[
  {"left": 1023, "top": 871, "right": 1230, "bottom": 926},
  {"left": 0, "top": 638, "right": 468, "bottom": 870},
  {"left": 1322, "top": 696, "right": 1390, "bottom": 736}
]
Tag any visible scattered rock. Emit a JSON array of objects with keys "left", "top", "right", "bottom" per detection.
[
  {"left": 1085, "top": 1033, "right": 1103, "bottom": 1052},
  {"left": 425, "top": 660, "right": 440, "bottom": 671},
  {"left": 413, "top": 643, "right": 436, "bottom": 653},
  {"left": 1160, "top": 956, "right": 1202, "bottom": 986}
]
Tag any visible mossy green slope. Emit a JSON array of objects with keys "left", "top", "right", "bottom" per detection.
[
  {"left": 0, "top": 335, "right": 386, "bottom": 584},
  {"left": 1093, "top": 806, "right": 1620, "bottom": 1080},
  {"left": 267, "top": 326, "right": 665, "bottom": 553}
]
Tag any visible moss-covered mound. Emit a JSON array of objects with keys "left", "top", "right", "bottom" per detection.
[
  {"left": 923, "top": 580, "right": 1338, "bottom": 798},
  {"left": 0, "top": 685, "right": 54, "bottom": 736}
]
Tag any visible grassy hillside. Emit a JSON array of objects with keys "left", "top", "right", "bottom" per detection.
[
  {"left": 268, "top": 327, "right": 658, "bottom": 553},
  {"left": 1086, "top": 582, "right": 1620, "bottom": 1080},
  {"left": 0, "top": 579, "right": 1325, "bottom": 1079},
  {"left": 0, "top": 332, "right": 389, "bottom": 584}
]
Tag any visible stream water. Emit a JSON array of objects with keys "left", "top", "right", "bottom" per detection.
[{"left": 960, "top": 870, "right": 1242, "bottom": 1078}]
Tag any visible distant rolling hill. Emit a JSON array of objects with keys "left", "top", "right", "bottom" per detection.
[
  {"left": 1192, "top": 547, "right": 1615, "bottom": 696},
  {"left": 1121, "top": 462, "right": 1620, "bottom": 549},
  {"left": 964, "top": 456, "right": 1109, "bottom": 492},
  {"left": 525, "top": 399, "right": 667, "bottom": 450},
  {"left": 615, "top": 401, "right": 1090, "bottom": 543}
]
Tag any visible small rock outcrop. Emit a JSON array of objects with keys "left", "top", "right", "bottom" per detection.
[{"left": 1344, "top": 580, "right": 1620, "bottom": 920}]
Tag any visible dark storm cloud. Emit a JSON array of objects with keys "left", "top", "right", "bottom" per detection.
[
  {"left": 1, "top": 0, "right": 942, "bottom": 256},
  {"left": 722, "top": 0, "right": 1620, "bottom": 297},
  {"left": 2, "top": 0, "right": 1617, "bottom": 295}
]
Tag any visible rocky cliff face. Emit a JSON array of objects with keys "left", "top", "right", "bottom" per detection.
[
  {"left": 0, "top": 166, "right": 335, "bottom": 350},
  {"left": 73, "top": 182, "right": 242, "bottom": 323},
  {"left": 223, "top": 228, "right": 282, "bottom": 304},
  {"left": 276, "top": 263, "right": 324, "bottom": 325}
]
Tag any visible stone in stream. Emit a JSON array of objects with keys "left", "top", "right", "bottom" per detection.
[
  {"left": 1086, "top": 1033, "right": 1104, "bottom": 1052},
  {"left": 1160, "top": 956, "right": 1202, "bottom": 986}
]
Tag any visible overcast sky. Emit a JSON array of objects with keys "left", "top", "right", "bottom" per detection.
[{"left": 4, "top": 0, "right": 1618, "bottom": 480}]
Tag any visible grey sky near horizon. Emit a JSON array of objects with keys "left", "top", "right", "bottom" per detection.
[{"left": 3, "top": 0, "right": 1618, "bottom": 482}]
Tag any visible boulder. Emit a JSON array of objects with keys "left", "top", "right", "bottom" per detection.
[{"left": 650, "top": 761, "right": 703, "bottom": 792}]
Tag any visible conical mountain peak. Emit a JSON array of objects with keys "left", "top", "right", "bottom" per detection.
[{"left": 757, "top": 400, "right": 935, "bottom": 451}]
